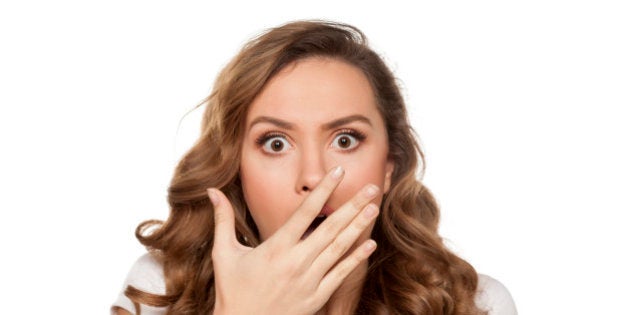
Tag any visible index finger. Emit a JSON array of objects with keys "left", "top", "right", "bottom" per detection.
[{"left": 273, "top": 166, "right": 344, "bottom": 245}]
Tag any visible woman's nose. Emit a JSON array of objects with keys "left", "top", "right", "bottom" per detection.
[{"left": 295, "top": 148, "right": 328, "bottom": 193}]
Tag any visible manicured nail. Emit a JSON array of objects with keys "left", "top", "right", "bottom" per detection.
[
  {"left": 364, "top": 240, "right": 377, "bottom": 253},
  {"left": 363, "top": 184, "right": 379, "bottom": 198},
  {"left": 363, "top": 204, "right": 379, "bottom": 219},
  {"left": 207, "top": 188, "right": 219, "bottom": 206},
  {"left": 331, "top": 166, "right": 344, "bottom": 179}
]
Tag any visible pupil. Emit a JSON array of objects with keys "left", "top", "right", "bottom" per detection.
[
  {"left": 272, "top": 140, "right": 283, "bottom": 151},
  {"left": 339, "top": 136, "right": 349, "bottom": 148}
]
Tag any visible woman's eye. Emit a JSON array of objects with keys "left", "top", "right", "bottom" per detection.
[
  {"left": 331, "top": 133, "right": 360, "bottom": 150},
  {"left": 261, "top": 136, "right": 291, "bottom": 153}
]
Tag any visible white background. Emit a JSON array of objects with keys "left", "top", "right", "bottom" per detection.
[{"left": 1, "top": 1, "right": 628, "bottom": 314}]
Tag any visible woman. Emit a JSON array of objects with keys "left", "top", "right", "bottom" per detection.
[{"left": 112, "top": 20, "right": 516, "bottom": 315}]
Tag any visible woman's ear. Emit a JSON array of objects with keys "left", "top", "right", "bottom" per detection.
[{"left": 383, "top": 160, "right": 394, "bottom": 193}]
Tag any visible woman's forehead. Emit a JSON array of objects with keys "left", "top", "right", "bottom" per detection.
[{"left": 245, "top": 58, "right": 381, "bottom": 128}]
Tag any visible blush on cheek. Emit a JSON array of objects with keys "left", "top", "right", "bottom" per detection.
[
  {"left": 243, "top": 187, "right": 294, "bottom": 240},
  {"left": 241, "top": 153, "right": 304, "bottom": 239},
  {"left": 340, "top": 162, "right": 388, "bottom": 196}
]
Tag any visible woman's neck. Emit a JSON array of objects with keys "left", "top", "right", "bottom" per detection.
[{"left": 315, "top": 261, "right": 368, "bottom": 315}]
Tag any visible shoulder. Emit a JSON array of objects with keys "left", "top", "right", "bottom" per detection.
[
  {"left": 111, "top": 253, "right": 167, "bottom": 315},
  {"left": 475, "top": 274, "right": 518, "bottom": 315},
  {"left": 125, "top": 252, "right": 166, "bottom": 293}
]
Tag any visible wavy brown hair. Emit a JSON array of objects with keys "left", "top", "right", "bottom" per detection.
[{"left": 125, "top": 20, "right": 486, "bottom": 315}]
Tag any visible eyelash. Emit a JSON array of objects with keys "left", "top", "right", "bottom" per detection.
[
  {"left": 254, "top": 129, "right": 367, "bottom": 154},
  {"left": 335, "top": 129, "right": 367, "bottom": 147},
  {"left": 255, "top": 132, "right": 285, "bottom": 147}
]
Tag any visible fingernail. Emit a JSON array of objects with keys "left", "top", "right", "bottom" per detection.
[
  {"left": 207, "top": 188, "right": 219, "bottom": 205},
  {"left": 364, "top": 240, "right": 377, "bottom": 253},
  {"left": 363, "top": 204, "right": 379, "bottom": 219},
  {"left": 363, "top": 184, "right": 379, "bottom": 198},
  {"left": 331, "top": 166, "right": 344, "bottom": 179}
]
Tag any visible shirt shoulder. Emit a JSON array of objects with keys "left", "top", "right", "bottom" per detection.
[
  {"left": 111, "top": 253, "right": 167, "bottom": 315},
  {"left": 475, "top": 274, "right": 518, "bottom": 315}
]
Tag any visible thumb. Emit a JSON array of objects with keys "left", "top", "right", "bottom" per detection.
[{"left": 207, "top": 188, "right": 237, "bottom": 248}]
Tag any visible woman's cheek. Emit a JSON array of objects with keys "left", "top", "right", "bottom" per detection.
[
  {"left": 243, "top": 158, "right": 298, "bottom": 240},
  {"left": 329, "top": 160, "right": 386, "bottom": 210},
  {"left": 247, "top": 188, "right": 291, "bottom": 240},
  {"left": 341, "top": 147, "right": 388, "bottom": 184}
]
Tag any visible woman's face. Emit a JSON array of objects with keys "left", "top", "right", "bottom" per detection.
[{"left": 240, "top": 57, "right": 394, "bottom": 241}]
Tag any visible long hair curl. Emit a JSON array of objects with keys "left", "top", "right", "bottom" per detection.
[{"left": 125, "top": 20, "right": 486, "bottom": 315}]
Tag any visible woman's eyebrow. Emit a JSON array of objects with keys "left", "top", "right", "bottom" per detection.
[
  {"left": 322, "top": 114, "right": 372, "bottom": 130},
  {"left": 248, "top": 114, "right": 372, "bottom": 131},
  {"left": 248, "top": 116, "right": 295, "bottom": 130}
]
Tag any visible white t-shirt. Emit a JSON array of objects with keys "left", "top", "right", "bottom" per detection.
[{"left": 112, "top": 254, "right": 517, "bottom": 315}]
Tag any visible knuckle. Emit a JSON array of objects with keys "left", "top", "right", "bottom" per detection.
[
  {"left": 350, "top": 220, "right": 367, "bottom": 235},
  {"left": 285, "top": 263, "right": 299, "bottom": 276},
  {"left": 344, "top": 253, "right": 362, "bottom": 271},
  {"left": 350, "top": 195, "right": 366, "bottom": 211},
  {"left": 303, "top": 295, "right": 322, "bottom": 313},
  {"left": 352, "top": 250, "right": 365, "bottom": 264},
  {"left": 278, "top": 257, "right": 301, "bottom": 275},
  {"left": 213, "top": 208, "right": 229, "bottom": 225},
  {"left": 331, "top": 260, "right": 352, "bottom": 280},
  {"left": 317, "top": 219, "right": 338, "bottom": 236},
  {"left": 328, "top": 238, "right": 349, "bottom": 257},
  {"left": 213, "top": 209, "right": 223, "bottom": 221}
]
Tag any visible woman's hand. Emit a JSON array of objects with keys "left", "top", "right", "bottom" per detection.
[{"left": 208, "top": 166, "right": 380, "bottom": 315}]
